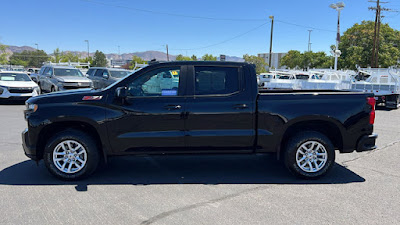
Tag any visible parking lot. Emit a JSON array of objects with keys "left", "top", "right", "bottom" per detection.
[{"left": 0, "top": 103, "right": 399, "bottom": 224}]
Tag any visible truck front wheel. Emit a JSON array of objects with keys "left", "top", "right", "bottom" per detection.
[
  {"left": 43, "top": 129, "right": 100, "bottom": 180},
  {"left": 284, "top": 131, "right": 335, "bottom": 179}
]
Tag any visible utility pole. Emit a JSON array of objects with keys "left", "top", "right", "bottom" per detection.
[
  {"left": 268, "top": 15, "right": 274, "bottom": 70},
  {"left": 84, "top": 40, "right": 89, "bottom": 59},
  {"left": 166, "top": 44, "right": 169, "bottom": 61},
  {"left": 369, "top": 0, "right": 397, "bottom": 67},
  {"left": 307, "top": 30, "right": 312, "bottom": 52},
  {"left": 35, "top": 43, "right": 38, "bottom": 50}
]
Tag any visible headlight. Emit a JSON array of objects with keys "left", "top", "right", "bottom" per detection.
[{"left": 26, "top": 103, "right": 38, "bottom": 113}]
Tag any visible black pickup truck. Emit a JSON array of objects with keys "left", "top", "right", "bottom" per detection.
[{"left": 22, "top": 61, "right": 377, "bottom": 180}]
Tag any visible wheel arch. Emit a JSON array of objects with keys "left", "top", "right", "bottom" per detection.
[
  {"left": 277, "top": 118, "right": 344, "bottom": 160},
  {"left": 36, "top": 121, "right": 107, "bottom": 163}
]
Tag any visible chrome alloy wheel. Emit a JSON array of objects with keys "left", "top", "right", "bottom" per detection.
[
  {"left": 296, "top": 141, "right": 328, "bottom": 173},
  {"left": 53, "top": 140, "right": 87, "bottom": 174}
]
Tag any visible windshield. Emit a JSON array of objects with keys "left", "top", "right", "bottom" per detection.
[
  {"left": 54, "top": 68, "right": 83, "bottom": 77},
  {"left": 109, "top": 70, "right": 131, "bottom": 78},
  {"left": 295, "top": 74, "right": 309, "bottom": 80},
  {"left": 0, "top": 73, "right": 31, "bottom": 81}
]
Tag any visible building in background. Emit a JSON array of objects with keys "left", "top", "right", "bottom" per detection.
[
  {"left": 108, "top": 59, "right": 132, "bottom": 68},
  {"left": 258, "top": 52, "right": 287, "bottom": 69}
]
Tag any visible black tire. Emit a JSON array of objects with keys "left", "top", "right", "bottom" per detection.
[
  {"left": 284, "top": 131, "right": 335, "bottom": 179},
  {"left": 43, "top": 129, "right": 100, "bottom": 180}
]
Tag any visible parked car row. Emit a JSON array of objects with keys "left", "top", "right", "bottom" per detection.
[
  {"left": 0, "top": 65, "right": 131, "bottom": 102},
  {"left": 29, "top": 65, "right": 131, "bottom": 93}
]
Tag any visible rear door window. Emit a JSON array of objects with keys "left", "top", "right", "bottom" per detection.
[{"left": 194, "top": 67, "right": 240, "bottom": 95}]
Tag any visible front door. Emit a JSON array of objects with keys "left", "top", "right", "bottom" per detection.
[
  {"left": 184, "top": 65, "right": 255, "bottom": 151},
  {"left": 92, "top": 69, "right": 104, "bottom": 89},
  {"left": 107, "top": 66, "right": 187, "bottom": 153}
]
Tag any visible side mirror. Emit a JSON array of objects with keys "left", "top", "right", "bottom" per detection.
[
  {"left": 103, "top": 74, "right": 109, "bottom": 79},
  {"left": 115, "top": 87, "right": 127, "bottom": 98}
]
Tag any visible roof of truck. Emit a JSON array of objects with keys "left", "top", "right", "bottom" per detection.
[{"left": 150, "top": 61, "right": 250, "bottom": 66}]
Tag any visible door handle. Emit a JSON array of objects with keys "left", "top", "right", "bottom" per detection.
[
  {"left": 164, "top": 105, "right": 182, "bottom": 110},
  {"left": 233, "top": 104, "right": 248, "bottom": 109}
]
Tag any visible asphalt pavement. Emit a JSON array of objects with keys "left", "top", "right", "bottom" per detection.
[{"left": 0, "top": 104, "right": 399, "bottom": 224}]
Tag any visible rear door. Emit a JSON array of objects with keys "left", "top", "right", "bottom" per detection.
[{"left": 185, "top": 65, "right": 256, "bottom": 151}]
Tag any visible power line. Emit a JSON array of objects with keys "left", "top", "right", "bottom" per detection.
[
  {"left": 80, "top": 0, "right": 265, "bottom": 21},
  {"left": 79, "top": 0, "right": 337, "bottom": 33},
  {"left": 274, "top": 20, "right": 336, "bottom": 33},
  {"left": 170, "top": 22, "right": 269, "bottom": 51}
]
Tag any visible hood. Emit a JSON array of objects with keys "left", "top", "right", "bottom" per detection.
[
  {"left": 0, "top": 80, "right": 38, "bottom": 88},
  {"left": 27, "top": 88, "right": 102, "bottom": 104},
  {"left": 56, "top": 76, "right": 92, "bottom": 83}
]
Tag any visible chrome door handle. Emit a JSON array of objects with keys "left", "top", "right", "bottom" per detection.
[
  {"left": 233, "top": 104, "right": 248, "bottom": 109},
  {"left": 164, "top": 105, "right": 182, "bottom": 110}
]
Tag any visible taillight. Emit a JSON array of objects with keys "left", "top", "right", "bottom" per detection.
[{"left": 367, "top": 97, "right": 376, "bottom": 124}]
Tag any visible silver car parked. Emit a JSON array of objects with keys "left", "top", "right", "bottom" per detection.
[{"left": 38, "top": 66, "right": 93, "bottom": 92}]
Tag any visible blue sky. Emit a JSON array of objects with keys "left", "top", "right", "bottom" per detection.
[{"left": 0, "top": 0, "right": 399, "bottom": 57}]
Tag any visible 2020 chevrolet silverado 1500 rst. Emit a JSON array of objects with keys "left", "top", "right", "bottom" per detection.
[{"left": 22, "top": 61, "right": 378, "bottom": 180}]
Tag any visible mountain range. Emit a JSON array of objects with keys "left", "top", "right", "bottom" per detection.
[{"left": 5, "top": 45, "right": 244, "bottom": 62}]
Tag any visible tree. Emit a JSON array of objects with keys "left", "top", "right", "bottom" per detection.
[
  {"left": 243, "top": 54, "right": 267, "bottom": 74},
  {"left": 60, "top": 52, "right": 80, "bottom": 62},
  {"left": 338, "top": 20, "right": 400, "bottom": 69},
  {"left": 175, "top": 54, "right": 192, "bottom": 61},
  {"left": 91, "top": 50, "right": 108, "bottom": 67},
  {"left": 79, "top": 56, "right": 93, "bottom": 64},
  {"left": 280, "top": 50, "right": 303, "bottom": 69},
  {"left": 0, "top": 43, "right": 9, "bottom": 65},
  {"left": 129, "top": 55, "right": 146, "bottom": 69},
  {"left": 280, "top": 51, "right": 333, "bottom": 69},
  {"left": 191, "top": 55, "right": 197, "bottom": 61},
  {"left": 9, "top": 50, "right": 49, "bottom": 67},
  {"left": 202, "top": 54, "right": 217, "bottom": 61},
  {"left": 53, "top": 48, "right": 62, "bottom": 63}
]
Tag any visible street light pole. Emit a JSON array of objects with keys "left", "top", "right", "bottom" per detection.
[
  {"left": 84, "top": 40, "right": 89, "bottom": 58},
  {"left": 330, "top": 2, "right": 345, "bottom": 71},
  {"left": 268, "top": 15, "right": 274, "bottom": 70},
  {"left": 307, "top": 30, "right": 312, "bottom": 52},
  {"left": 166, "top": 44, "right": 169, "bottom": 61},
  {"left": 35, "top": 43, "right": 38, "bottom": 50}
]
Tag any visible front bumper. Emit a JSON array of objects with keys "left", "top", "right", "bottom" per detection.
[
  {"left": 22, "top": 128, "right": 38, "bottom": 161},
  {"left": 0, "top": 89, "right": 39, "bottom": 100},
  {"left": 356, "top": 133, "right": 378, "bottom": 152}
]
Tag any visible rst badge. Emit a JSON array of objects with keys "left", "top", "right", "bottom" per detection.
[{"left": 82, "top": 96, "right": 103, "bottom": 100}]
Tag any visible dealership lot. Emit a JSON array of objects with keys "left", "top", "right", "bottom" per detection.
[{"left": 0, "top": 104, "right": 399, "bottom": 224}]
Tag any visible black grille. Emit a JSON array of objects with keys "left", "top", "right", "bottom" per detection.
[{"left": 9, "top": 87, "right": 33, "bottom": 93}]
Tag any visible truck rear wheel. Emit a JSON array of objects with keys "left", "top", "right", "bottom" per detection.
[
  {"left": 284, "top": 131, "right": 335, "bottom": 179},
  {"left": 43, "top": 129, "right": 99, "bottom": 180}
]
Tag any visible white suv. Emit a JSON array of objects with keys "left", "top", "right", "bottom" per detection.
[{"left": 0, "top": 71, "right": 40, "bottom": 101}]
